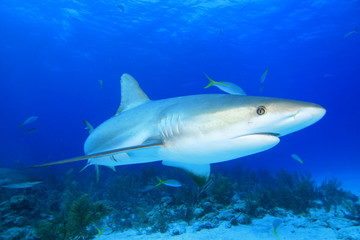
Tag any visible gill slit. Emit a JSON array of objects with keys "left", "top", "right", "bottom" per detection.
[{"left": 158, "top": 114, "right": 183, "bottom": 141}]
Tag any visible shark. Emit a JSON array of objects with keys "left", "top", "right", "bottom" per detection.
[
  {"left": 0, "top": 168, "right": 42, "bottom": 188},
  {"left": 30, "top": 73, "right": 326, "bottom": 185}
]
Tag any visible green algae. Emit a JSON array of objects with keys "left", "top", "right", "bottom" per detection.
[{"left": 35, "top": 194, "right": 113, "bottom": 240}]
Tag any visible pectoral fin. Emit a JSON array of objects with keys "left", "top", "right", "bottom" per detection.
[
  {"left": 162, "top": 161, "right": 210, "bottom": 186},
  {"left": 27, "top": 142, "right": 163, "bottom": 169}
]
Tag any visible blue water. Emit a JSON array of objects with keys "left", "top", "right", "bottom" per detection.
[{"left": 0, "top": 0, "right": 359, "bottom": 182}]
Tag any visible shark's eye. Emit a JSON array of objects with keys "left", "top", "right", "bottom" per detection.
[{"left": 257, "top": 106, "right": 266, "bottom": 115}]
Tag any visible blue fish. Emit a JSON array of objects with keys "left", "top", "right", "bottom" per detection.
[
  {"left": 19, "top": 116, "right": 38, "bottom": 128},
  {"left": 204, "top": 73, "right": 246, "bottom": 95},
  {"left": 23, "top": 127, "right": 38, "bottom": 135},
  {"left": 344, "top": 27, "right": 358, "bottom": 38},
  {"left": 260, "top": 69, "right": 269, "bottom": 83},
  {"left": 272, "top": 219, "right": 282, "bottom": 240},
  {"left": 155, "top": 176, "right": 182, "bottom": 188},
  {"left": 141, "top": 177, "right": 182, "bottom": 193},
  {"left": 291, "top": 153, "right": 303, "bottom": 164}
]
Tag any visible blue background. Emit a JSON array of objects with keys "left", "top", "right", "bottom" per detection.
[{"left": 0, "top": 0, "right": 359, "bottom": 185}]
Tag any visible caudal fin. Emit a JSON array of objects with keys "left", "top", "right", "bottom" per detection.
[
  {"left": 204, "top": 73, "right": 217, "bottom": 88},
  {"left": 155, "top": 176, "right": 163, "bottom": 187}
]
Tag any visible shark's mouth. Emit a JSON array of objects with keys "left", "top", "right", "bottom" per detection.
[
  {"left": 256, "top": 132, "right": 281, "bottom": 137},
  {"left": 232, "top": 132, "right": 281, "bottom": 140}
]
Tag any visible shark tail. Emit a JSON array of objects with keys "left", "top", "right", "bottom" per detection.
[{"left": 204, "top": 73, "right": 217, "bottom": 88}]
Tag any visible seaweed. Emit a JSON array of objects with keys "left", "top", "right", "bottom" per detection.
[
  {"left": 66, "top": 194, "right": 113, "bottom": 239},
  {"left": 236, "top": 169, "right": 318, "bottom": 215},
  {"left": 10, "top": 164, "right": 360, "bottom": 238},
  {"left": 275, "top": 171, "right": 317, "bottom": 214},
  {"left": 210, "top": 174, "right": 236, "bottom": 204},
  {"left": 34, "top": 221, "right": 63, "bottom": 240},
  {"left": 343, "top": 201, "right": 360, "bottom": 223},
  {"left": 35, "top": 194, "right": 113, "bottom": 240},
  {"left": 318, "top": 178, "right": 346, "bottom": 212}
]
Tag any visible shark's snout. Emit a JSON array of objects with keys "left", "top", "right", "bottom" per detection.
[
  {"left": 273, "top": 102, "right": 326, "bottom": 137},
  {"left": 294, "top": 104, "right": 326, "bottom": 123}
]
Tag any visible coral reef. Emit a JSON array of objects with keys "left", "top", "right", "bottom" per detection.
[
  {"left": 34, "top": 194, "right": 113, "bottom": 240},
  {"left": 0, "top": 165, "right": 359, "bottom": 240},
  {"left": 0, "top": 195, "right": 39, "bottom": 239}
]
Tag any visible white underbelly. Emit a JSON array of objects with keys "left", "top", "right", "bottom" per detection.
[{"left": 159, "top": 133, "right": 280, "bottom": 164}]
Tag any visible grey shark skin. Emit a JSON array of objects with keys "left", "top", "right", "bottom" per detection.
[{"left": 32, "top": 74, "right": 326, "bottom": 185}]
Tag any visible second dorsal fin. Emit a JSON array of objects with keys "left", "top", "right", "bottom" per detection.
[{"left": 115, "top": 73, "right": 150, "bottom": 115}]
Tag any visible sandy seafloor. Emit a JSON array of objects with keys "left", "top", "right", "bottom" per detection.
[
  {"left": 99, "top": 175, "right": 360, "bottom": 240},
  {"left": 99, "top": 214, "right": 359, "bottom": 240}
]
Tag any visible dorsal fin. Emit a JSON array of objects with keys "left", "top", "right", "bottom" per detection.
[{"left": 115, "top": 74, "right": 150, "bottom": 115}]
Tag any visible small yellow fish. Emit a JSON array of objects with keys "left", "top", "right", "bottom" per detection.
[
  {"left": 95, "top": 226, "right": 107, "bottom": 240},
  {"left": 23, "top": 128, "right": 38, "bottom": 135},
  {"left": 344, "top": 27, "right": 358, "bottom": 38},
  {"left": 291, "top": 154, "right": 303, "bottom": 164},
  {"left": 272, "top": 219, "right": 282, "bottom": 240},
  {"left": 204, "top": 73, "right": 246, "bottom": 95},
  {"left": 155, "top": 176, "right": 182, "bottom": 188},
  {"left": 260, "top": 69, "right": 269, "bottom": 83},
  {"left": 99, "top": 80, "right": 103, "bottom": 89},
  {"left": 19, "top": 116, "right": 38, "bottom": 128}
]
